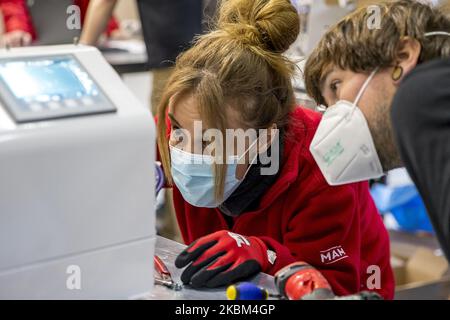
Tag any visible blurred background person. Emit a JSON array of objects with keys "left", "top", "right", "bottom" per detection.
[
  {"left": 0, "top": 0, "right": 33, "bottom": 46},
  {"left": 0, "top": 0, "right": 119, "bottom": 47},
  {"left": 80, "top": 0, "right": 216, "bottom": 114}
]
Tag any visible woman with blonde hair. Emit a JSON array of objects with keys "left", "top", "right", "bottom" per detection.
[{"left": 157, "top": 0, "right": 394, "bottom": 299}]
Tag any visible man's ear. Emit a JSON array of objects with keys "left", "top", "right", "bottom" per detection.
[{"left": 394, "top": 37, "right": 422, "bottom": 84}]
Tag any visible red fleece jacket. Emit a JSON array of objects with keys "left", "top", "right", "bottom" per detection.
[
  {"left": 0, "top": 0, "right": 118, "bottom": 40},
  {"left": 163, "top": 107, "right": 395, "bottom": 299}
]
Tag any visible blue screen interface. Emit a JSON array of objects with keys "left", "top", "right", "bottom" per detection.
[{"left": 0, "top": 56, "right": 104, "bottom": 112}]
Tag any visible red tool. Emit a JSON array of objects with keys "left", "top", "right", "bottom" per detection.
[
  {"left": 275, "top": 261, "right": 334, "bottom": 300},
  {"left": 274, "top": 261, "right": 382, "bottom": 300},
  {"left": 154, "top": 255, "right": 182, "bottom": 291}
]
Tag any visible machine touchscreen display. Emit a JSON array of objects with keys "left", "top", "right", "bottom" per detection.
[{"left": 0, "top": 55, "right": 116, "bottom": 123}]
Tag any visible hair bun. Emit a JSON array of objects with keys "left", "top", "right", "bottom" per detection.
[{"left": 217, "top": 0, "right": 300, "bottom": 53}]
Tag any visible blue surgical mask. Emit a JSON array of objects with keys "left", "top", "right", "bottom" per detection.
[{"left": 169, "top": 140, "right": 258, "bottom": 208}]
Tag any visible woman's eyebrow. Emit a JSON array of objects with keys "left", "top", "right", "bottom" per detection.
[{"left": 168, "top": 113, "right": 182, "bottom": 128}]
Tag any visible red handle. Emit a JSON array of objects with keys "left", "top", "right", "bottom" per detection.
[{"left": 154, "top": 255, "right": 171, "bottom": 278}]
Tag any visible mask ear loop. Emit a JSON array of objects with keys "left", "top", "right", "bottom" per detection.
[
  {"left": 350, "top": 67, "right": 380, "bottom": 117},
  {"left": 425, "top": 31, "right": 450, "bottom": 37},
  {"left": 235, "top": 128, "right": 277, "bottom": 179},
  {"left": 229, "top": 137, "right": 259, "bottom": 180}
]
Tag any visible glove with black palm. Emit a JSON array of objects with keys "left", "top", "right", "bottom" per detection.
[{"left": 175, "top": 230, "right": 276, "bottom": 288}]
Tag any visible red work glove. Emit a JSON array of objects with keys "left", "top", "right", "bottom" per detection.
[{"left": 175, "top": 230, "right": 276, "bottom": 288}]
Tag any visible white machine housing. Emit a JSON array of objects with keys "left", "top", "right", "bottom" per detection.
[{"left": 0, "top": 45, "right": 155, "bottom": 299}]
